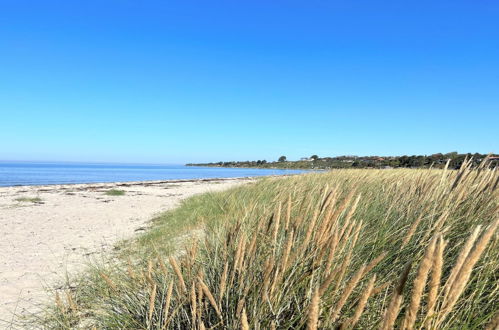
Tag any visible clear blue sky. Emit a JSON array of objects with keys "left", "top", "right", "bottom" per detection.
[{"left": 1, "top": 1, "right": 497, "bottom": 163}]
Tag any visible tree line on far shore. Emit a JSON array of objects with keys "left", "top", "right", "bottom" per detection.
[{"left": 186, "top": 152, "right": 498, "bottom": 170}]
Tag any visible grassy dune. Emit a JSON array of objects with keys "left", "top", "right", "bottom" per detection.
[{"left": 37, "top": 160, "right": 498, "bottom": 329}]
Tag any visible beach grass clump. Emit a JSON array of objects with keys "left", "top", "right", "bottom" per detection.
[
  {"left": 104, "top": 189, "right": 126, "bottom": 196},
  {"left": 15, "top": 196, "right": 42, "bottom": 203},
  {"left": 32, "top": 159, "right": 498, "bottom": 329}
]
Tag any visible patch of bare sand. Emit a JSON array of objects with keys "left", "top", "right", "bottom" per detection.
[{"left": 0, "top": 178, "right": 251, "bottom": 325}]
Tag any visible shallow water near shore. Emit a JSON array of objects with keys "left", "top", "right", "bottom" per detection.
[{"left": 0, "top": 162, "right": 307, "bottom": 187}]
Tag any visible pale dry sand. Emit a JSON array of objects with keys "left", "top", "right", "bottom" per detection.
[{"left": 0, "top": 177, "right": 251, "bottom": 325}]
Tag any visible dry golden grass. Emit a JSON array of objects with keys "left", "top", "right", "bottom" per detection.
[
  {"left": 36, "top": 160, "right": 498, "bottom": 329},
  {"left": 307, "top": 288, "right": 320, "bottom": 330}
]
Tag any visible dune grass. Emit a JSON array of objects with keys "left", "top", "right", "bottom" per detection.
[
  {"left": 15, "top": 196, "right": 42, "bottom": 203},
  {"left": 104, "top": 189, "right": 126, "bottom": 196},
  {"left": 33, "top": 159, "right": 498, "bottom": 329}
]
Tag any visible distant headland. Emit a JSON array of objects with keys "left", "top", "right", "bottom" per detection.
[{"left": 187, "top": 152, "right": 498, "bottom": 170}]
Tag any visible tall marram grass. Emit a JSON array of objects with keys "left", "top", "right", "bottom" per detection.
[{"left": 34, "top": 159, "right": 498, "bottom": 329}]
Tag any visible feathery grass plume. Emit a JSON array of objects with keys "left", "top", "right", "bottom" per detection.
[
  {"left": 158, "top": 257, "right": 169, "bottom": 276},
  {"left": 426, "top": 210, "right": 450, "bottom": 241},
  {"left": 232, "top": 236, "right": 244, "bottom": 280},
  {"left": 346, "top": 274, "right": 377, "bottom": 328},
  {"left": 241, "top": 307, "right": 250, "bottom": 330},
  {"left": 188, "top": 240, "right": 199, "bottom": 259},
  {"left": 269, "top": 264, "right": 281, "bottom": 298},
  {"left": 344, "top": 194, "right": 362, "bottom": 224},
  {"left": 218, "top": 261, "right": 229, "bottom": 304},
  {"left": 320, "top": 184, "right": 330, "bottom": 210},
  {"left": 333, "top": 247, "right": 353, "bottom": 292},
  {"left": 371, "top": 281, "right": 390, "bottom": 296},
  {"left": 331, "top": 264, "right": 367, "bottom": 322},
  {"left": 169, "top": 257, "right": 187, "bottom": 293},
  {"left": 281, "top": 229, "right": 294, "bottom": 273},
  {"left": 99, "top": 272, "right": 117, "bottom": 291},
  {"left": 449, "top": 157, "right": 469, "bottom": 191},
  {"left": 315, "top": 214, "right": 332, "bottom": 248},
  {"left": 236, "top": 298, "right": 246, "bottom": 320},
  {"left": 55, "top": 291, "right": 65, "bottom": 313},
  {"left": 272, "top": 201, "right": 282, "bottom": 246},
  {"left": 401, "top": 215, "right": 423, "bottom": 248},
  {"left": 322, "top": 192, "right": 337, "bottom": 226},
  {"left": 148, "top": 283, "right": 157, "bottom": 323},
  {"left": 261, "top": 257, "right": 275, "bottom": 300},
  {"left": 442, "top": 226, "right": 481, "bottom": 299},
  {"left": 199, "top": 278, "right": 223, "bottom": 320},
  {"left": 381, "top": 262, "right": 412, "bottom": 330},
  {"left": 319, "top": 267, "right": 338, "bottom": 296},
  {"left": 235, "top": 236, "right": 247, "bottom": 271},
  {"left": 324, "top": 228, "right": 340, "bottom": 272},
  {"left": 162, "top": 281, "right": 174, "bottom": 328},
  {"left": 321, "top": 186, "right": 339, "bottom": 217},
  {"left": 299, "top": 209, "right": 319, "bottom": 256},
  {"left": 190, "top": 284, "right": 197, "bottom": 326},
  {"left": 247, "top": 231, "right": 258, "bottom": 262},
  {"left": 285, "top": 194, "right": 292, "bottom": 231},
  {"left": 197, "top": 277, "right": 204, "bottom": 321},
  {"left": 338, "top": 218, "right": 355, "bottom": 248},
  {"left": 255, "top": 212, "right": 267, "bottom": 235},
  {"left": 294, "top": 214, "right": 306, "bottom": 232},
  {"left": 363, "top": 252, "right": 387, "bottom": 276},
  {"left": 439, "top": 218, "right": 499, "bottom": 325},
  {"left": 425, "top": 235, "right": 445, "bottom": 326},
  {"left": 334, "top": 222, "right": 362, "bottom": 289},
  {"left": 229, "top": 254, "right": 241, "bottom": 291},
  {"left": 331, "top": 189, "right": 356, "bottom": 224},
  {"left": 265, "top": 212, "right": 275, "bottom": 235},
  {"left": 148, "top": 259, "right": 153, "bottom": 276},
  {"left": 66, "top": 290, "right": 77, "bottom": 312},
  {"left": 439, "top": 159, "right": 451, "bottom": 186},
  {"left": 403, "top": 237, "right": 437, "bottom": 329},
  {"left": 127, "top": 258, "right": 136, "bottom": 279},
  {"left": 307, "top": 287, "right": 320, "bottom": 330},
  {"left": 478, "top": 154, "right": 491, "bottom": 169},
  {"left": 145, "top": 260, "right": 156, "bottom": 287}
]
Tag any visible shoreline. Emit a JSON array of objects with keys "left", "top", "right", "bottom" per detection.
[
  {"left": 0, "top": 177, "right": 253, "bottom": 323},
  {"left": 0, "top": 176, "right": 259, "bottom": 189}
]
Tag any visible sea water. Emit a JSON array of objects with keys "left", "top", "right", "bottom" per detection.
[{"left": 0, "top": 162, "right": 308, "bottom": 187}]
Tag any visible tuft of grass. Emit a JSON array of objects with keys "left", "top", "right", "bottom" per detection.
[
  {"left": 27, "top": 159, "right": 498, "bottom": 329},
  {"left": 15, "top": 196, "right": 42, "bottom": 203},
  {"left": 104, "top": 189, "right": 126, "bottom": 196}
]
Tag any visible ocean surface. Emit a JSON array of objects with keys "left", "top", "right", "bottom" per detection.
[{"left": 0, "top": 162, "right": 308, "bottom": 187}]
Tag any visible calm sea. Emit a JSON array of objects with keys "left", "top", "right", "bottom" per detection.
[{"left": 0, "top": 162, "right": 308, "bottom": 187}]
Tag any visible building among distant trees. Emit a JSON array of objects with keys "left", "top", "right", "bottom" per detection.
[{"left": 187, "top": 152, "right": 498, "bottom": 170}]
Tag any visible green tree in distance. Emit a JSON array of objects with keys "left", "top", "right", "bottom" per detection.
[{"left": 278, "top": 156, "right": 287, "bottom": 162}]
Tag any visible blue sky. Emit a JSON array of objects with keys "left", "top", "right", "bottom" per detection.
[{"left": 1, "top": 1, "right": 498, "bottom": 163}]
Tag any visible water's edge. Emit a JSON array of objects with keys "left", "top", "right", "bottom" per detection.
[{"left": 0, "top": 162, "right": 308, "bottom": 187}]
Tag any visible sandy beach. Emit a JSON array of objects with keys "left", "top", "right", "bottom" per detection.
[{"left": 0, "top": 177, "right": 251, "bottom": 324}]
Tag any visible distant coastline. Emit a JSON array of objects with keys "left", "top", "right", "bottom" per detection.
[{"left": 187, "top": 152, "right": 498, "bottom": 170}]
